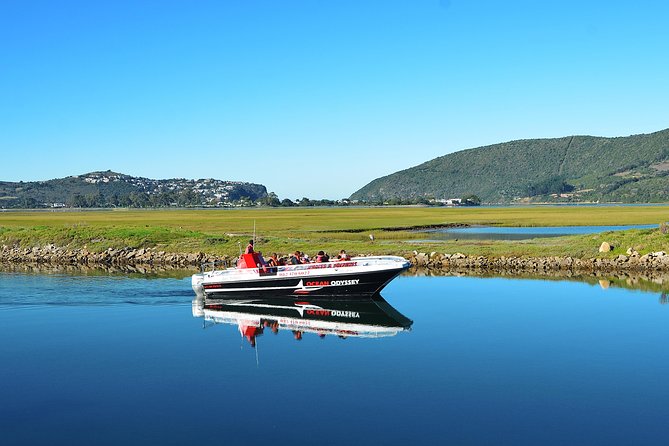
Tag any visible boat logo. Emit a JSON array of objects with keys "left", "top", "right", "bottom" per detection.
[
  {"left": 305, "top": 279, "right": 360, "bottom": 287},
  {"left": 293, "top": 301, "right": 360, "bottom": 319}
]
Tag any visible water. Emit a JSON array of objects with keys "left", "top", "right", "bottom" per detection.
[
  {"left": 3, "top": 270, "right": 669, "bottom": 445},
  {"left": 420, "top": 224, "right": 656, "bottom": 241}
]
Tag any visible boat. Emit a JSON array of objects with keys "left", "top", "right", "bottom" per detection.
[
  {"left": 192, "top": 293, "right": 413, "bottom": 344},
  {"left": 192, "top": 253, "right": 410, "bottom": 297}
]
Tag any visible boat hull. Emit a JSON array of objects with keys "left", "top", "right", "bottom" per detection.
[{"left": 200, "top": 269, "right": 404, "bottom": 297}]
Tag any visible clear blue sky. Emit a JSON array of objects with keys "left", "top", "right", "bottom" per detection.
[{"left": 1, "top": 0, "right": 668, "bottom": 199}]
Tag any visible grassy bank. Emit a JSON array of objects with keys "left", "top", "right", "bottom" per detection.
[{"left": 1, "top": 206, "right": 669, "bottom": 259}]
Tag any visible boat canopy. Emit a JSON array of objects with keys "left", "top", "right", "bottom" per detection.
[{"left": 237, "top": 253, "right": 263, "bottom": 269}]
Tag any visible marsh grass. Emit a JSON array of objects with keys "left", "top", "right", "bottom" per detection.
[{"left": 1, "top": 206, "right": 668, "bottom": 258}]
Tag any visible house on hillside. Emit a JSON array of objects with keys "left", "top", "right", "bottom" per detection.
[{"left": 432, "top": 198, "right": 462, "bottom": 206}]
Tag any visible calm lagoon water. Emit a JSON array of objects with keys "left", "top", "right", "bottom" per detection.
[
  {"left": 3, "top": 270, "right": 669, "bottom": 445},
  {"left": 420, "top": 224, "right": 656, "bottom": 241}
]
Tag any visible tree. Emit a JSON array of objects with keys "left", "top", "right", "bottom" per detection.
[
  {"left": 21, "top": 197, "right": 38, "bottom": 208},
  {"left": 85, "top": 192, "right": 103, "bottom": 207},
  {"left": 461, "top": 194, "right": 482, "bottom": 206},
  {"left": 526, "top": 176, "right": 574, "bottom": 196},
  {"left": 261, "top": 192, "right": 281, "bottom": 207},
  {"left": 129, "top": 192, "right": 149, "bottom": 208},
  {"left": 108, "top": 193, "right": 120, "bottom": 207},
  {"left": 177, "top": 189, "right": 199, "bottom": 207},
  {"left": 68, "top": 193, "right": 86, "bottom": 208}
]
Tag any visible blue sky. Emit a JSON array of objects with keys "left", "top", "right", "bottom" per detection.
[{"left": 1, "top": 0, "right": 668, "bottom": 199}]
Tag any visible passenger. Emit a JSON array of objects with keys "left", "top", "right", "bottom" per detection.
[
  {"left": 289, "top": 251, "right": 302, "bottom": 265},
  {"left": 301, "top": 252, "right": 310, "bottom": 263},
  {"left": 315, "top": 250, "right": 328, "bottom": 263},
  {"left": 263, "top": 320, "right": 280, "bottom": 334},
  {"left": 337, "top": 250, "right": 351, "bottom": 261},
  {"left": 244, "top": 239, "right": 254, "bottom": 254},
  {"left": 256, "top": 252, "right": 269, "bottom": 272},
  {"left": 316, "top": 251, "right": 325, "bottom": 263},
  {"left": 267, "top": 253, "right": 280, "bottom": 267}
]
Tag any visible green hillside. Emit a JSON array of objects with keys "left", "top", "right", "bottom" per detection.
[
  {"left": 0, "top": 171, "right": 267, "bottom": 208},
  {"left": 350, "top": 128, "right": 669, "bottom": 203}
]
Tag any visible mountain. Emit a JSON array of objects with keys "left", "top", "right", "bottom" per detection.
[
  {"left": 0, "top": 171, "right": 268, "bottom": 208},
  {"left": 350, "top": 128, "right": 669, "bottom": 203}
]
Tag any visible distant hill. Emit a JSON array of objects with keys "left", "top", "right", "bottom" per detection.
[
  {"left": 0, "top": 171, "right": 268, "bottom": 208},
  {"left": 350, "top": 128, "right": 669, "bottom": 203}
]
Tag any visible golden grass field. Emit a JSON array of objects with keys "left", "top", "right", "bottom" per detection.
[{"left": 1, "top": 206, "right": 668, "bottom": 258}]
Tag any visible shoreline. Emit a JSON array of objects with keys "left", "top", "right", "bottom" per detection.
[
  {"left": 2, "top": 244, "right": 669, "bottom": 274},
  {"left": 406, "top": 250, "right": 669, "bottom": 272}
]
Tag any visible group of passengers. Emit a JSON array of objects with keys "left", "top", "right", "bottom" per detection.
[
  {"left": 241, "top": 319, "right": 349, "bottom": 347},
  {"left": 242, "top": 239, "right": 350, "bottom": 268},
  {"left": 288, "top": 249, "right": 351, "bottom": 265}
]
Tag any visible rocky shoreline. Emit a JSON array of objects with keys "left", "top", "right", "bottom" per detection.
[
  {"left": 3, "top": 244, "right": 669, "bottom": 274},
  {"left": 406, "top": 250, "right": 669, "bottom": 272},
  {"left": 0, "top": 244, "right": 225, "bottom": 268}
]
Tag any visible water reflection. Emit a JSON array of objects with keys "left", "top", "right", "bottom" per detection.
[
  {"left": 6, "top": 270, "right": 669, "bottom": 443},
  {"left": 405, "top": 266, "right": 669, "bottom": 295},
  {"left": 193, "top": 294, "right": 412, "bottom": 346},
  {"left": 0, "top": 261, "right": 195, "bottom": 279}
]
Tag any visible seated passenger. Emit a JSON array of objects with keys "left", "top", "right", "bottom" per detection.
[
  {"left": 289, "top": 251, "right": 302, "bottom": 265},
  {"left": 337, "top": 249, "right": 351, "bottom": 261},
  {"left": 267, "top": 253, "right": 279, "bottom": 267},
  {"left": 315, "top": 250, "right": 328, "bottom": 263}
]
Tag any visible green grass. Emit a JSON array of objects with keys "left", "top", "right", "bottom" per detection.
[{"left": 1, "top": 206, "right": 669, "bottom": 258}]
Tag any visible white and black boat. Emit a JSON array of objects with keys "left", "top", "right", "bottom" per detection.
[
  {"left": 192, "top": 253, "right": 410, "bottom": 297},
  {"left": 192, "top": 294, "right": 413, "bottom": 343}
]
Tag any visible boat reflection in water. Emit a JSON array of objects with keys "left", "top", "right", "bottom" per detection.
[{"left": 192, "top": 294, "right": 412, "bottom": 346}]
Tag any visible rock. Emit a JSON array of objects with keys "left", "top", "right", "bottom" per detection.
[
  {"left": 560, "top": 257, "right": 574, "bottom": 268},
  {"left": 415, "top": 253, "right": 429, "bottom": 266},
  {"left": 599, "top": 242, "right": 612, "bottom": 253}
]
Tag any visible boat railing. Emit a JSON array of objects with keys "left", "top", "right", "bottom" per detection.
[
  {"left": 199, "top": 255, "right": 408, "bottom": 274},
  {"left": 200, "top": 259, "right": 230, "bottom": 273}
]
